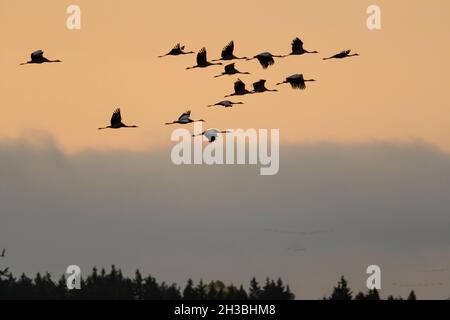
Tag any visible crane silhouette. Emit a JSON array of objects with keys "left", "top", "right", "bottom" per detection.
[
  {"left": 165, "top": 111, "right": 205, "bottom": 125},
  {"left": 20, "top": 50, "right": 62, "bottom": 65},
  {"left": 186, "top": 48, "right": 222, "bottom": 70},
  {"left": 192, "top": 129, "right": 231, "bottom": 143},
  {"left": 246, "top": 52, "right": 285, "bottom": 69},
  {"left": 207, "top": 100, "right": 244, "bottom": 108},
  {"left": 252, "top": 80, "right": 278, "bottom": 93},
  {"left": 158, "top": 43, "right": 194, "bottom": 58},
  {"left": 214, "top": 63, "right": 250, "bottom": 78},
  {"left": 323, "top": 50, "right": 359, "bottom": 60},
  {"left": 287, "top": 37, "right": 319, "bottom": 56},
  {"left": 213, "top": 41, "right": 248, "bottom": 61},
  {"left": 98, "top": 109, "right": 138, "bottom": 130},
  {"left": 277, "top": 74, "right": 316, "bottom": 90},
  {"left": 225, "top": 79, "right": 253, "bottom": 97}
]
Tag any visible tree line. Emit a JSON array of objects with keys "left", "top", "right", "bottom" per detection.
[{"left": 0, "top": 266, "right": 418, "bottom": 300}]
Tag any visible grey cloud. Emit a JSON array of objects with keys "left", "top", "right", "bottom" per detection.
[{"left": 1, "top": 134, "right": 450, "bottom": 299}]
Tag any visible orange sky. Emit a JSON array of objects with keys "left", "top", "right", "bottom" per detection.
[{"left": 0, "top": 0, "right": 449, "bottom": 152}]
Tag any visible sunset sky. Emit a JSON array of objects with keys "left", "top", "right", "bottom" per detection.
[
  {"left": 1, "top": 0, "right": 450, "bottom": 299},
  {"left": 0, "top": 0, "right": 449, "bottom": 152}
]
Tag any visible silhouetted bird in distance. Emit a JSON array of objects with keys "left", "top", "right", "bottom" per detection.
[
  {"left": 214, "top": 63, "right": 250, "bottom": 78},
  {"left": 213, "top": 41, "right": 248, "bottom": 61},
  {"left": 165, "top": 111, "right": 205, "bottom": 125},
  {"left": 20, "top": 50, "right": 62, "bottom": 65},
  {"left": 207, "top": 100, "right": 244, "bottom": 108},
  {"left": 192, "top": 129, "right": 231, "bottom": 143},
  {"left": 277, "top": 74, "right": 316, "bottom": 90},
  {"left": 186, "top": 48, "right": 222, "bottom": 70},
  {"left": 225, "top": 79, "right": 253, "bottom": 97},
  {"left": 98, "top": 109, "right": 138, "bottom": 130},
  {"left": 252, "top": 80, "right": 278, "bottom": 93},
  {"left": 323, "top": 49, "right": 359, "bottom": 60},
  {"left": 287, "top": 37, "right": 319, "bottom": 56},
  {"left": 158, "top": 43, "right": 194, "bottom": 57},
  {"left": 246, "top": 52, "right": 286, "bottom": 69}
]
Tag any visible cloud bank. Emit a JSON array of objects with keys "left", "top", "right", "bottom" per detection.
[{"left": 1, "top": 132, "right": 449, "bottom": 299}]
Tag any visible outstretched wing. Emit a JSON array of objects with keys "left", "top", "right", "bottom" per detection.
[
  {"left": 224, "top": 63, "right": 235, "bottom": 73},
  {"left": 197, "top": 48, "right": 208, "bottom": 65},
  {"left": 292, "top": 37, "right": 304, "bottom": 53},
  {"left": 288, "top": 74, "right": 306, "bottom": 90},
  {"left": 253, "top": 80, "right": 265, "bottom": 91},
  {"left": 111, "top": 108, "right": 122, "bottom": 126},
  {"left": 31, "top": 50, "right": 44, "bottom": 61},
  {"left": 179, "top": 110, "right": 191, "bottom": 121},
  {"left": 234, "top": 79, "right": 245, "bottom": 93},
  {"left": 258, "top": 54, "right": 275, "bottom": 69},
  {"left": 337, "top": 50, "right": 351, "bottom": 57},
  {"left": 222, "top": 41, "right": 234, "bottom": 58}
]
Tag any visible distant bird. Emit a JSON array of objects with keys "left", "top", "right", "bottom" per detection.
[
  {"left": 252, "top": 80, "right": 278, "bottom": 93},
  {"left": 207, "top": 100, "right": 244, "bottom": 108},
  {"left": 288, "top": 37, "right": 319, "bottom": 56},
  {"left": 213, "top": 41, "right": 248, "bottom": 61},
  {"left": 186, "top": 48, "right": 222, "bottom": 70},
  {"left": 165, "top": 110, "right": 205, "bottom": 125},
  {"left": 323, "top": 49, "right": 359, "bottom": 60},
  {"left": 277, "top": 74, "right": 316, "bottom": 90},
  {"left": 246, "top": 52, "right": 285, "bottom": 69},
  {"left": 158, "top": 43, "right": 194, "bottom": 58},
  {"left": 0, "top": 249, "right": 5, "bottom": 257},
  {"left": 20, "top": 50, "right": 62, "bottom": 65},
  {"left": 98, "top": 108, "right": 138, "bottom": 130},
  {"left": 214, "top": 63, "right": 250, "bottom": 78},
  {"left": 225, "top": 78, "right": 253, "bottom": 97},
  {"left": 192, "top": 129, "right": 231, "bottom": 143}
]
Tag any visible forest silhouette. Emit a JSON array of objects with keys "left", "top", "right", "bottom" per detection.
[{"left": 0, "top": 265, "right": 418, "bottom": 300}]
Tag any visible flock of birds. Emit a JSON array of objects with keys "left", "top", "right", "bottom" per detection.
[
  {"left": 158, "top": 37, "right": 359, "bottom": 142},
  {"left": 20, "top": 37, "right": 359, "bottom": 143}
]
